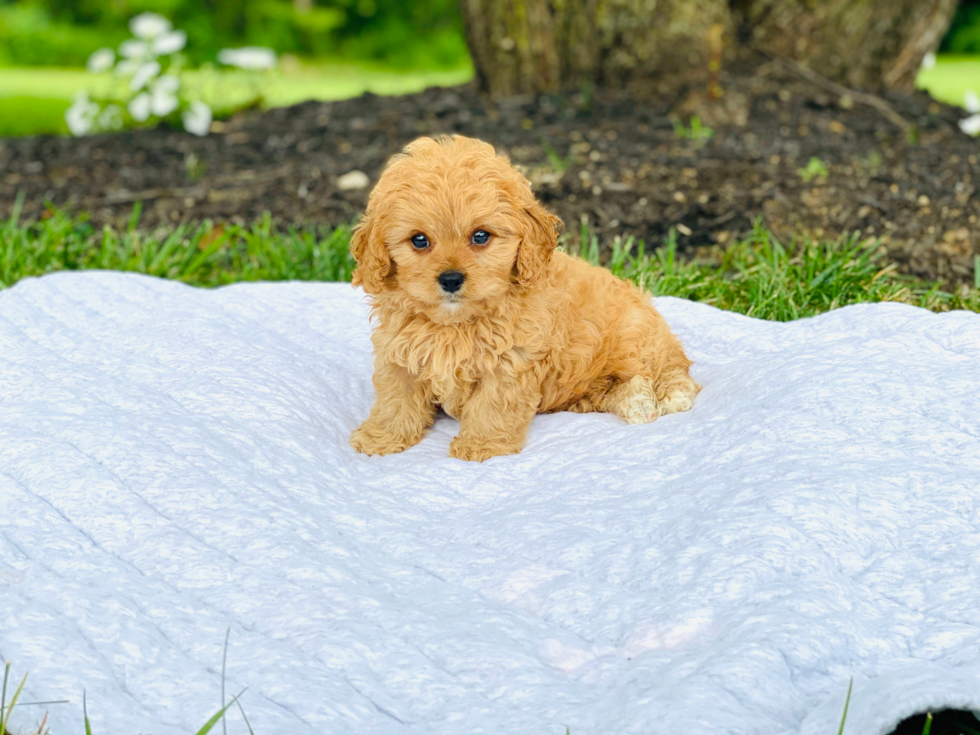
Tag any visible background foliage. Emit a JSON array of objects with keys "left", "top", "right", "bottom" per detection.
[
  {"left": 944, "top": 0, "right": 980, "bottom": 53},
  {"left": 3, "top": 0, "right": 980, "bottom": 69},
  {"left": 0, "top": 0, "right": 469, "bottom": 69}
]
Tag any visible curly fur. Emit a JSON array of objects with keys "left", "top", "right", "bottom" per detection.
[{"left": 350, "top": 135, "right": 700, "bottom": 462}]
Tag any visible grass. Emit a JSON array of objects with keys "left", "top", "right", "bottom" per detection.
[
  {"left": 798, "top": 156, "right": 829, "bottom": 183},
  {"left": 3, "top": 632, "right": 250, "bottom": 735},
  {"left": 2, "top": 202, "right": 978, "bottom": 319},
  {"left": 1, "top": 200, "right": 356, "bottom": 289},
  {"left": 566, "top": 220, "right": 980, "bottom": 319},
  {"left": 0, "top": 57, "right": 474, "bottom": 136},
  {"left": 834, "top": 677, "right": 980, "bottom": 735},
  {"left": 672, "top": 115, "right": 714, "bottom": 144},
  {"left": 915, "top": 54, "right": 980, "bottom": 108}
]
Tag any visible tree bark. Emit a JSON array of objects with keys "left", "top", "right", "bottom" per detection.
[
  {"left": 459, "top": 0, "right": 959, "bottom": 97},
  {"left": 738, "top": 0, "right": 959, "bottom": 91},
  {"left": 458, "top": 0, "right": 731, "bottom": 97}
]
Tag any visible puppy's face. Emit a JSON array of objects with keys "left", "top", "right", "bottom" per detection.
[{"left": 351, "top": 137, "right": 560, "bottom": 319}]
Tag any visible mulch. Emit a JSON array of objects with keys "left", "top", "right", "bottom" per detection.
[{"left": 1, "top": 54, "right": 978, "bottom": 287}]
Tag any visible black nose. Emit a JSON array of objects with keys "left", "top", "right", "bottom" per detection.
[{"left": 438, "top": 270, "right": 465, "bottom": 294}]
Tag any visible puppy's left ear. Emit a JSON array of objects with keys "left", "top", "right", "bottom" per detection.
[
  {"left": 515, "top": 199, "right": 562, "bottom": 289},
  {"left": 350, "top": 210, "right": 393, "bottom": 295}
]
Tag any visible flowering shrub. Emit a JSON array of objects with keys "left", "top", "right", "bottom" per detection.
[
  {"left": 959, "top": 89, "right": 980, "bottom": 137},
  {"left": 65, "top": 12, "right": 277, "bottom": 138},
  {"left": 919, "top": 53, "right": 979, "bottom": 139}
]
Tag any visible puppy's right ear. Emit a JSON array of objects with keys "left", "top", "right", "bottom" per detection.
[{"left": 350, "top": 211, "right": 393, "bottom": 295}]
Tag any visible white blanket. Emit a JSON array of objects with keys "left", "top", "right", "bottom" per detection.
[{"left": 1, "top": 271, "right": 979, "bottom": 735}]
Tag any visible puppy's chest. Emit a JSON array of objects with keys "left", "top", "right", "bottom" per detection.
[{"left": 384, "top": 318, "right": 532, "bottom": 398}]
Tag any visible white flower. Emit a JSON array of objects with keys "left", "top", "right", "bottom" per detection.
[
  {"left": 964, "top": 90, "right": 980, "bottom": 114},
  {"left": 115, "top": 58, "right": 139, "bottom": 76},
  {"left": 130, "top": 61, "right": 161, "bottom": 91},
  {"left": 129, "top": 12, "right": 172, "bottom": 40},
  {"left": 150, "top": 87, "right": 179, "bottom": 117},
  {"left": 128, "top": 92, "right": 152, "bottom": 122},
  {"left": 65, "top": 108, "right": 92, "bottom": 136},
  {"left": 183, "top": 100, "right": 212, "bottom": 136},
  {"left": 958, "top": 114, "right": 980, "bottom": 136},
  {"left": 119, "top": 39, "right": 149, "bottom": 59},
  {"left": 152, "top": 30, "right": 187, "bottom": 56},
  {"left": 98, "top": 104, "right": 124, "bottom": 131},
  {"left": 65, "top": 93, "right": 100, "bottom": 136},
  {"left": 154, "top": 74, "right": 180, "bottom": 95},
  {"left": 217, "top": 47, "right": 277, "bottom": 70},
  {"left": 920, "top": 52, "right": 936, "bottom": 70},
  {"left": 87, "top": 48, "right": 116, "bottom": 73}
]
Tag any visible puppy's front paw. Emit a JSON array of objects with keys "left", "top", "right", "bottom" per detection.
[
  {"left": 350, "top": 421, "right": 422, "bottom": 456},
  {"left": 449, "top": 437, "right": 521, "bottom": 462}
]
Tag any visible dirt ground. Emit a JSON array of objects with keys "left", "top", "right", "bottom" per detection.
[{"left": 1, "top": 55, "right": 978, "bottom": 287}]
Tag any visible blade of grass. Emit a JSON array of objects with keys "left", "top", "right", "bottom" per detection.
[
  {"left": 7, "top": 191, "right": 25, "bottom": 230},
  {"left": 0, "top": 668, "right": 28, "bottom": 735},
  {"left": 1, "top": 662, "right": 8, "bottom": 732},
  {"left": 235, "top": 698, "right": 255, "bottom": 735},
  {"left": 836, "top": 677, "right": 853, "bottom": 735},
  {"left": 221, "top": 626, "right": 231, "bottom": 735},
  {"left": 194, "top": 690, "right": 245, "bottom": 735},
  {"left": 83, "top": 690, "right": 92, "bottom": 735},
  {"left": 127, "top": 202, "right": 143, "bottom": 233},
  {"left": 12, "top": 700, "right": 70, "bottom": 707},
  {"left": 920, "top": 711, "right": 933, "bottom": 735}
]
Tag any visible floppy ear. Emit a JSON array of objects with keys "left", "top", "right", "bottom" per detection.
[
  {"left": 515, "top": 199, "right": 562, "bottom": 289},
  {"left": 350, "top": 210, "right": 393, "bottom": 295}
]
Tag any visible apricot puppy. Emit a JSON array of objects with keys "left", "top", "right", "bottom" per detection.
[{"left": 350, "top": 135, "right": 699, "bottom": 462}]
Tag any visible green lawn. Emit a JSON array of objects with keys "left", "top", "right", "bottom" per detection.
[
  {"left": 0, "top": 54, "right": 972, "bottom": 138},
  {"left": 915, "top": 54, "right": 980, "bottom": 108},
  {"left": 0, "top": 58, "right": 473, "bottom": 136}
]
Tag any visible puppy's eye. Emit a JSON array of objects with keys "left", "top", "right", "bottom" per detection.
[
  {"left": 410, "top": 233, "right": 430, "bottom": 250},
  {"left": 471, "top": 230, "right": 491, "bottom": 246}
]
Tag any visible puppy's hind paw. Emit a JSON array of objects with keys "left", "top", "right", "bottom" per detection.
[
  {"left": 659, "top": 377, "right": 700, "bottom": 417},
  {"left": 603, "top": 375, "right": 662, "bottom": 425},
  {"left": 625, "top": 395, "right": 662, "bottom": 425}
]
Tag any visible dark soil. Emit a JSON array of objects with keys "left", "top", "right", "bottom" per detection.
[{"left": 2, "top": 55, "right": 978, "bottom": 287}]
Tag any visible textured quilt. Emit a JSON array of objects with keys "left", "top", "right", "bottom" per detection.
[{"left": 1, "top": 271, "right": 979, "bottom": 735}]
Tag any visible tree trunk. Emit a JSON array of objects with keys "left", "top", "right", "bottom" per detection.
[
  {"left": 738, "top": 0, "right": 959, "bottom": 91},
  {"left": 459, "top": 0, "right": 959, "bottom": 97},
  {"left": 459, "top": 0, "right": 730, "bottom": 97}
]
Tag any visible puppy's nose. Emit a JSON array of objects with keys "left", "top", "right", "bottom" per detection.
[{"left": 438, "top": 270, "right": 465, "bottom": 294}]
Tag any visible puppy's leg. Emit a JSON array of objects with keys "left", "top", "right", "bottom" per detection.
[
  {"left": 603, "top": 301, "right": 700, "bottom": 424},
  {"left": 449, "top": 374, "right": 539, "bottom": 462},
  {"left": 351, "top": 360, "right": 434, "bottom": 456}
]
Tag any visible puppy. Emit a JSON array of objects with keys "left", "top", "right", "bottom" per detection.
[{"left": 350, "top": 135, "right": 699, "bottom": 462}]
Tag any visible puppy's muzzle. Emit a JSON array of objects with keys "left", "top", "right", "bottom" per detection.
[{"left": 438, "top": 270, "right": 465, "bottom": 294}]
